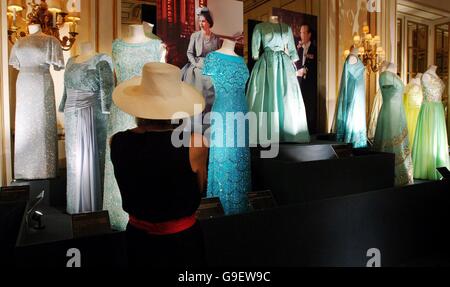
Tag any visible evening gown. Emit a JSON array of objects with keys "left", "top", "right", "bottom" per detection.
[
  {"left": 203, "top": 51, "right": 251, "bottom": 215},
  {"left": 9, "top": 33, "right": 64, "bottom": 179},
  {"left": 403, "top": 78, "right": 423, "bottom": 149},
  {"left": 373, "top": 71, "right": 413, "bottom": 186},
  {"left": 60, "top": 54, "right": 114, "bottom": 214},
  {"left": 412, "top": 71, "right": 449, "bottom": 180},
  {"left": 103, "top": 38, "right": 164, "bottom": 231},
  {"left": 247, "top": 22, "right": 310, "bottom": 144},
  {"left": 335, "top": 55, "right": 367, "bottom": 148}
]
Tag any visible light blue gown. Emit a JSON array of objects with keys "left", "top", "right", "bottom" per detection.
[
  {"left": 247, "top": 22, "right": 310, "bottom": 144},
  {"left": 103, "top": 39, "right": 163, "bottom": 231},
  {"left": 203, "top": 51, "right": 251, "bottom": 215},
  {"left": 335, "top": 56, "right": 367, "bottom": 148},
  {"left": 373, "top": 71, "right": 413, "bottom": 186},
  {"left": 60, "top": 54, "right": 114, "bottom": 214}
]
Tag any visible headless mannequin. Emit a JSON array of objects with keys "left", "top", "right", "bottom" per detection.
[
  {"left": 411, "top": 73, "right": 423, "bottom": 86},
  {"left": 423, "top": 65, "right": 439, "bottom": 82},
  {"left": 124, "top": 24, "right": 166, "bottom": 63},
  {"left": 385, "top": 62, "right": 397, "bottom": 74},
  {"left": 216, "top": 39, "right": 238, "bottom": 57},
  {"left": 348, "top": 47, "right": 359, "bottom": 65},
  {"left": 28, "top": 24, "right": 43, "bottom": 35},
  {"left": 143, "top": 21, "right": 159, "bottom": 40},
  {"left": 74, "top": 42, "right": 97, "bottom": 64},
  {"left": 124, "top": 24, "right": 148, "bottom": 44},
  {"left": 269, "top": 16, "right": 279, "bottom": 24}
]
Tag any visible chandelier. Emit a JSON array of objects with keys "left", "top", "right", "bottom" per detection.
[
  {"left": 7, "top": 0, "right": 80, "bottom": 51},
  {"left": 344, "top": 25, "right": 385, "bottom": 74}
]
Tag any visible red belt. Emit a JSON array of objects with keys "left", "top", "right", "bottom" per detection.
[{"left": 128, "top": 214, "right": 197, "bottom": 235}]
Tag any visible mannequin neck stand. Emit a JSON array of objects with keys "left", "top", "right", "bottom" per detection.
[
  {"left": 74, "top": 42, "right": 97, "bottom": 64},
  {"left": 124, "top": 24, "right": 149, "bottom": 44},
  {"left": 216, "top": 39, "right": 238, "bottom": 57}
]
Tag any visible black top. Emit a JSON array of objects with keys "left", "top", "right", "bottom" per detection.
[{"left": 110, "top": 130, "right": 201, "bottom": 223}]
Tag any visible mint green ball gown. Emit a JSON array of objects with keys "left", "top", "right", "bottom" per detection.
[
  {"left": 412, "top": 71, "right": 449, "bottom": 180},
  {"left": 374, "top": 71, "right": 413, "bottom": 186},
  {"left": 247, "top": 22, "right": 310, "bottom": 144}
]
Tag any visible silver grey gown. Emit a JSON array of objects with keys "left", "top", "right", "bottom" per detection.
[
  {"left": 59, "top": 54, "right": 114, "bottom": 214},
  {"left": 9, "top": 33, "right": 64, "bottom": 180}
]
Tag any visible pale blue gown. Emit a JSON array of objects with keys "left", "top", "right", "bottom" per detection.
[
  {"left": 103, "top": 39, "right": 163, "bottom": 231},
  {"left": 60, "top": 54, "right": 114, "bottom": 214},
  {"left": 203, "top": 51, "right": 251, "bottom": 215},
  {"left": 335, "top": 56, "right": 367, "bottom": 148},
  {"left": 247, "top": 22, "right": 310, "bottom": 144}
]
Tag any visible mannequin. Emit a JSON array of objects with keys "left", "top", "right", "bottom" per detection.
[
  {"left": 28, "top": 24, "right": 43, "bottom": 35},
  {"left": 124, "top": 23, "right": 166, "bottom": 63},
  {"left": 124, "top": 24, "right": 148, "bottom": 44},
  {"left": 422, "top": 65, "right": 439, "bottom": 83},
  {"left": 143, "top": 21, "right": 159, "bottom": 40},
  {"left": 411, "top": 73, "right": 423, "bottom": 85},
  {"left": 74, "top": 42, "right": 97, "bottom": 64},
  {"left": 426, "top": 65, "right": 438, "bottom": 76},
  {"left": 216, "top": 39, "right": 238, "bottom": 57},
  {"left": 269, "top": 16, "right": 279, "bottom": 24},
  {"left": 348, "top": 46, "right": 359, "bottom": 65},
  {"left": 385, "top": 62, "right": 397, "bottom": 74}
]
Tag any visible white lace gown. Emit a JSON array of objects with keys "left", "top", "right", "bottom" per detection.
[{"left": 9, "top": 33, "right": 65, "bottom": 180}]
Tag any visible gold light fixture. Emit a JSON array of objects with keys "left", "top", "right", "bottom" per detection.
[
  {"left": 344, "top": 25, "right": 385, "bottom": 74},
  {"left": 7, "top": 0, "right": 80, "bottom": 51}
]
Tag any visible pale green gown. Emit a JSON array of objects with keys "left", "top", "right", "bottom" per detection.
[
  {"left": 335, "top": 56, "right": 367, "bottom": 148},
  {"left": 247, "top": 22, "right": 310, "bottom": 144},
  {"left": 103, "top": 39, "right": 163, "bottom": 231},
  {"left": 374, "top": 71, "right": 413, "bottom": 186},
  {"left": 412, "top": 71, "right": 449, "bottom": 180}
]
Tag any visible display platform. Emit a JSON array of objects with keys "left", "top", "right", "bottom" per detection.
[
  {"left": 11, "top": 180, "right": 450, "bottom": 267},
  {"left": 251, "top": 141, "right": 395, "bottom": 205},
  {"left": 11, "top": 169, "right": 66, "bottom": 207}
]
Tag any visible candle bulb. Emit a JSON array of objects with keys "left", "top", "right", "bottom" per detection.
[
  {"left": 344, "top": 50, "right": 350, "bottom": 58},
  {"left": 365, "top": 33, "right": 372, "bottom": 41},
  {"left": 353, "top": 35, "right": 361, "bottom": 45},
  {"left": 363, "top": 25, "right": 370, "bottom": 34}
]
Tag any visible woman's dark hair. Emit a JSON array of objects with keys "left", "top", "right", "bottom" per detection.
[{"left": 199, "top": 11, "right": 214, "bottom": 28}]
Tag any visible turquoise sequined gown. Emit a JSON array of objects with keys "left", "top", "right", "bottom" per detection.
[
  {"left": 59, "top": 54, "right": 114, "bottom": 214},
  {"left": 412, "top": 71, "right": 450, "bottom": 180},
  {"left": 247, "top": 22, "right": 310, "bottom": 144},
  {"left": 103, "top": 39, "right": 163, "bottom": 230},
  {"left": 373, "top": 71, "right": 413, "bottom": 186},
  {"left": 203, "top": 52, "right": 251, "bottom": 215},
  {"left": 335, "top": 56, "right": 367, "bottom": 148}
]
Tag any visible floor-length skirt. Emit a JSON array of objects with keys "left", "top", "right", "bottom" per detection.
[
  {"left": 412, "top": 102, "right": 450, "bottom": 180},
  {"left": 65, "top": 90, "right": 103, "bottom": 214},
  {"left": 247, "top": 49, "right": 310, "bottom": 144}
]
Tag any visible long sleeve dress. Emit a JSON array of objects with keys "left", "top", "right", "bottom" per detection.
[
  {"left": 59, "top": 54, "right": 114, "bottom": 214},
  {"left": 247, "top": 22, "right": 310, "bottom": 144}
]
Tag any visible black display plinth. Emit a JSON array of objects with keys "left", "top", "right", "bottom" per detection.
[
  {"left": 252, "top": 143, "right": 395, "bottom": 205},
  {"left": 201, "top": 180, "right": 450, "bottom": 267},
  {"left": 11, "top": 169, "right": 66, "bottom": 207}
]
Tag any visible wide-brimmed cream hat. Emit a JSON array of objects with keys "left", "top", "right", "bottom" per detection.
[{"left": 113, "top": 62, "right": 205, "bottom": 120}]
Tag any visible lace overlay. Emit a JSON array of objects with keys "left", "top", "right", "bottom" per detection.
[
  {"left": 203, "top": 52, "right": 251, "bottom": 215},
  {"left": 103, "top": 39, "right": 164, "bottom": 231}
]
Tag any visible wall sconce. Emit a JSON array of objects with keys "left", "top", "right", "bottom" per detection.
[
  {"left": 7, "top": 0, "right": 80, "bottom": 51},
  {"left": 344, "top": 25, "right": 385, "bottom": 74}
]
